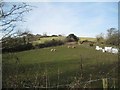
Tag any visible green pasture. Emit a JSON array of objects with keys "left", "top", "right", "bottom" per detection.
[
  {"left": 2, "top": 45, "right": 118, "bottom": 88},
  {"left": 79, "top": 37, "right": 96, "bottom": 42}
]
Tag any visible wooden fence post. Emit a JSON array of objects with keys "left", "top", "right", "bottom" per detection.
[
  {"left": 113, "top": 78, "right": 116, "bottom": 89},
  {"left": 80, "top": 55, "right": 83, "bottom": 79},
  {"left": 102, "top": 78, "right": 108, "bottom": 90},
  {"left": 45, "top": 65, "right": 48, "bottom": 89},
  {"left": 57, "top": 68, "right": 60, "bottom": 89},
  {"left": 89, "top": 74, "right": 92, "bottom": 88}
]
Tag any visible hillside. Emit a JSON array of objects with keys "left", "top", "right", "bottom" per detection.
[
  {"left": 32, "top": 36, "right": 96, "bottom": 45},
  {"left": 2, "top": 44, "right": 118, "bottom": 88}
]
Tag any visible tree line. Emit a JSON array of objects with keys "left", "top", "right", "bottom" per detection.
[{"left": 2, "top": 32, "right": 79, "bottom": 53}]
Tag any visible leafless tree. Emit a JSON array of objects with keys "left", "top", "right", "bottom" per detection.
[{"left": 0, "top": 1, "right": 32, "bottom": 41}]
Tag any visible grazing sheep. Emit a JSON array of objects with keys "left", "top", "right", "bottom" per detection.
[
  {"left": 111, "top": 48, "right": 118, "bottom": 54},
  {"left": 72, "top": 46, "right": 76, "bottom": 48},
  {"left": 96, "top": 46, "right": 118, "bottom": 54},
  {"left": 96, "top": 46, "right": 100, "bottom": 50},
  {"left": 102, "top": 49, "right": 105, "bottom": 53},
  {"left": 67, "top": 45, "right": 76, "bottom": 48},
  {"left": 99, "top": 47, "right": 103, "bottom": 51},
  {"left": 104, "top": 47, "right": 112, "bottom": 53},
  {"left": 96, "top": 46, "right": 102, "bottom": 51},
  {"left": 67, "top": 46, "right": 70, "bottom": 48},
  {"left": 54, "top": 49, "right": 56, "bottom": 51},
  {"left": 50, "top": 49, "right": 54, "bottom": 52},
  {"left": 50, "top": 49, "right": 56, "bottom": 52}
]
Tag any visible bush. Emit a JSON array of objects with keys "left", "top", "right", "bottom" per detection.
[
  {"left": 34, "top": 39, "right": 64, "bottom": 49},
  {"left": 35, "top": 43, "right": 45, "bottom": 49},
  {"left": 2, "top": 39, "right": 65, "bottom": 52},
  {"left": 65, "top": 38, "right": 75, "bottom": 42},
  {"left": 65, "top": 34, "right": 79, "bottom": 42},
  {"left": 2, "top": 43, "right": 34, "bottom": 53},
  {"left": 44, "top": 39, "right": 64, "bottom": 47},
  {"left": 89, "top": 43, "right": 94, "bottom": 47},
  {"left": 15, "top": 43, "right": 34, "bottom": 51}
]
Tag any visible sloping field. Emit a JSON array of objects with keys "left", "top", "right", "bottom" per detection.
[
  {"left": 79, "top": 37, "right": 96, "bottom": 42},
  {"left": 32, "top": 36, "right": 96, "bottom": 45},
  {"left": 2, "top": 45, "right": 118, "bottom": 88},
  {"left": 32, "top": 36, "right": 66, "bottom": 45}
]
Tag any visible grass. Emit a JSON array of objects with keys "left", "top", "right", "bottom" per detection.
[
  {"left": 2, "top": 44, "right": 118, "bottom": 88},
  {"left": 79, "top": 37, "right": 96, "bottom": 42}
]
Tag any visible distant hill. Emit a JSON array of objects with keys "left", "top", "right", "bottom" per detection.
[{"left": 32, "top": 36, "right": 96, "bottom": 45}]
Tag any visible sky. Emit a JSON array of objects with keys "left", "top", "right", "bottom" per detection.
[
  {"left": 3, "top": 0, "right": 120, "bottom": 2},
  {"left": 3, "top": 1, "right": 118, "bottom": 37}
]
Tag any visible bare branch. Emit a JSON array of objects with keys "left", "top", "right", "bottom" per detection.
[
  {"left": 0, "top": 2, "right": 32, "bottom": 39},
  {"left": 2, "top": 3, "right": 31, "bottom": 18},
  {"left": 1, "top": 14, "right": 23, "bottom": 26},
  {"left": 2, "top": 25, "right": 16, "bottom": 39},
  {"left": 2, "top": 24, "right": 13, "bottom": 31}
]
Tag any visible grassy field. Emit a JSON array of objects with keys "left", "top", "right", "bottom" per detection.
[
  {"left": 2, "top": 44, "right": 118, "bottom": 88},
  {"left": 79, "top": 37, "right": 96, "bottom": 42}
]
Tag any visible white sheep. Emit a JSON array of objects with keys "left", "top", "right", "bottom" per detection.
[
  {"left": 50, "top": 49, "right": 54, "bottom": 52},
  {"left": 96, "top": 46, "right": 102, "bottom": 51},
  {"left": 111, "top": 48, "right": 118, "bottom": 54},
  {"left": 102, "top": 49, "right": 105, "bottom": 53},
  {"left": 96, "top": 46, "right": 100, "bottom": 50},
  {"left": 99, "top": 47, "right": 103, "bottom": 51},
  {"left": 104, "top": 47, "right": 112, "bottom": 53},
  {"left": 53, "top": 49, "right": 56, "bottom": 51},
  {"left": 50, "top": 49, "right": 56, "bottom": 52},
  {"left": 96, "top": 46, "right": 119, "bottom": 54},
  {"left": 72, "top": 46, "right": 76, "bottom": 48},
  {"left": 67, "top": 46, "right": 70, "bottom": 48}
]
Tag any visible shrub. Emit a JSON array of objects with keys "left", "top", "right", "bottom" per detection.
[
  {"left": 34, "top": 39, "right": 64, "bottom": 49},
  {"left": 89, "top": 43, "right": 94, "bottom": 47},
  {"left": 65, "top": 34, "right": 79, "bottom": 42},
  {"left": 2, "top": 43, "right": 34, "bottom": 53},
  {"left": 44, "top": 39, "right": 64, "bottom": 47},
  {"left": 35, "top": 43, "right": 45, "bottom": 49}
]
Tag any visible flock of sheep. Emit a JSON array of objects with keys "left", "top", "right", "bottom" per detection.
[
  {"left": 67, "top": 45, "right": 76, "bottom": 48},
  {"left": 50, "top": 45, "right": 119, "bottom": 54},
  {"left": 95, "top": 46, "right": 119, "bottom": 54},
  {"left": 50, "top": 45, "right": 76, "bottom": 52},
  {"left": 50, "top": 48, "right": 56, "bottom": 52}
]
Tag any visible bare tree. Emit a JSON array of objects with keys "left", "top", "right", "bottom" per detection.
[
  {"left": 0, "top": 1, "right": 32, "bottom": 41},
  {"left": 106, "top": 28, "right": 119, "bottom": 46},
  {"left": 96, "top": 33, "right": 104, "bottom": 44}
]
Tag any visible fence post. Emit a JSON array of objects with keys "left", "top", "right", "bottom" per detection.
[
  {"left": 80, "top": 55, "right": 83, "bottom": 79},
  {"left": 89, "top": 74, "right": 92, "bottom": 88},
  {"left": 113, "top": 78, "right": 116, "bottom": 89},
  {"left": 45, "top": 64, "right": 48, "bottom": 89},
  {"left": 102, "top": 78, "right": 108, "bottom": 90},
  {"left": 57, "top": 68, "right": 60, "bottom": 89}
]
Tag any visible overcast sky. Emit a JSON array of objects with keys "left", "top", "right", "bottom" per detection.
[{"left": 4, "top": 1, "right": 118, "bottom": 37}]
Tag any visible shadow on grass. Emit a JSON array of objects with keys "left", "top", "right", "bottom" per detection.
[{"left": 2, "top": 57, "right": 118, "bottom": 88}]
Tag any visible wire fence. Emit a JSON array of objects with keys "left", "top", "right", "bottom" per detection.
[
  {"left": 29, "top": 77, "right": 118, "bottom": 89},
  {"left": 3, "top": 53, "right": 119, "bottom": 88}
]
